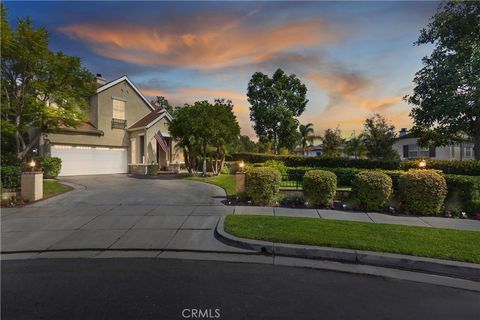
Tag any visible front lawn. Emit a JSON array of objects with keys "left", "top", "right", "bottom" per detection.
[
  {"left": 43, "top": 180, "right": 71, "bottom": 198},
  {"left": 224, "top": 215, "right": 480, "bottom": 263},
  {"left": 185, "top": 174, "right": 236, "bottom": 196}
]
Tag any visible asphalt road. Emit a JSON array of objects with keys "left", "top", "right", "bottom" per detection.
[{"left": 2, "top": 258, "right": 479, "bottom": 320}]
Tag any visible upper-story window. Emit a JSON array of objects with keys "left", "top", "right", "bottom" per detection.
[{"left": 113, "top": 99, "right": 125, "bottom": 120}]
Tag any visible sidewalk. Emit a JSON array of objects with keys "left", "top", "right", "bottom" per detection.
[{"left": 232, "top": 206, "right": 480, "bottom": 232}]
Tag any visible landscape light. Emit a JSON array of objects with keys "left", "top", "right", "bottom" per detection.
[
  {"left": 418, "top": 159, "right": 426, "bottom": 169},
  {"left": 29, "top": 159, "right": 36, "bottom": 172},
  {"left": 239, "top": 161, "right": 245, "bottom": 172}
]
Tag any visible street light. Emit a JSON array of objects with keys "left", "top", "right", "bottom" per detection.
[
  {"left": 419, "top": 159, "right": 426, "bottom": 169},
  {"left": 29, "top": 159, "right": 36, "bottom": 172}
]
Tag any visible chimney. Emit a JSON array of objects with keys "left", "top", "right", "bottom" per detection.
[
  {"left": 399, "top": 128, "right": 408, "bottom": 137},
  {"left": 95, "top": 73, "right": 106, "bottom": 87}
]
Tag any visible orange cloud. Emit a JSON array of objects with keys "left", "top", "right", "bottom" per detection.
[{"left": 59, "top": 18, "right": 341, "bottom": 69}]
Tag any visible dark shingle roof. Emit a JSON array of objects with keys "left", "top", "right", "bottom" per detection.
[{"left": 128, "top": 108, "right": 166, "bottom": 130}]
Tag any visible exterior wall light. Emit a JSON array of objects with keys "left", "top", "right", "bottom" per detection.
[{"left": 29, "top": 159, "right": 36, "bottom": 172}]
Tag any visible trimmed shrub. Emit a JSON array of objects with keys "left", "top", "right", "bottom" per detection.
[
  {"left": 263, "top": 160, "right": 287, "bottom": 175},
  {"left": 1, "top": 166, "right": 22, "bottom": 190},
  {"left": 444, "top": 174, "right": 480, "bottom": 214},
  {"left": 303, "top": 170, "right": 337, "bottom": 207},
  {"left": 36, "top": 156, "right": 62, "bottom": 178},
  {"left": 245, "top": 167, "right": 281, "bottom": 204},
  {"left": 147, "top": 162, "right": 159, "bottom": 175},
  {"left": 398, "top": 170, "right": 447, "bottom": 215},
  {"left": 352, "top": 171, "right": 392, "bottom": 211}
]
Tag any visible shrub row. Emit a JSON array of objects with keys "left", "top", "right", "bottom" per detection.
[
  {"left": 233, "top": 152, "right": 480, "bottom": 175},
  {"left": 1, "top": 166, "right": 22, "bottom": 190}
]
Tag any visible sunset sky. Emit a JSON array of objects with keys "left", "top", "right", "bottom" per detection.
[{"left": 6, "top": 1, "right": 440, "bottom": 139}]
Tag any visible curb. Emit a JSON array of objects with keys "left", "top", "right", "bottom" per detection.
[{"left": 215, "top": 216, "right": 480, "bottom": 281}]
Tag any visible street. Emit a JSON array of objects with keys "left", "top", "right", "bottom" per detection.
[{"left": 2, "top": 258, "right": 479, "bottom": 320}]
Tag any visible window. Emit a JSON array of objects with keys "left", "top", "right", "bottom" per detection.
[
  {"left": 465, "top": 144, "right": 473, "bottom": 158},
  {"left": 113, "top": 99, "right": 125, "bottom": 120},
  {"left": 407, "top": 144, "right": 430, "bottom": 159}
]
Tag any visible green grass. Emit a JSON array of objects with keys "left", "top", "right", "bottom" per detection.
[
  {"left": 224, "top": 215, "right": 480, "bottom": 263},
  {"left": 185, "top": 174, "right": 236, "bottom": 196},
  {"left": 43, "top": 180, "right": 71, "bottom": 198}
]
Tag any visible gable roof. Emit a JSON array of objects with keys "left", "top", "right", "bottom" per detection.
[{"left": 128, "top": 108, "right": 173, "bottom": 131}]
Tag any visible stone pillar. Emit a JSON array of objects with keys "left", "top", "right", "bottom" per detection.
[
  {"left": 236, "top": 172, "right": 245, "bottom": 193},
  {"left": 21, "top": 172, "right": 43, "bottom": 202}
]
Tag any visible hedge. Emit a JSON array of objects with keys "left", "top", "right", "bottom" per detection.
[
  {"left": 36, "top": 156, "right": 62, "bottom": 178},
  {"left": 245, "top": 167, "right": 281, "bottom": 204},
  {"left": 233, "top": 152, "right": 480, "bottom": 175},
  {"left": 1, "top": 166, "right": 22, "bottom": 190},
  {"left": 352, "top": 171, "right": 392, "bottom": 211},
  {"left": 443, "top": 174, "right": 480, "bottom": 214},
  {"left": 398, "top": 170, "right": 447, "bottom": 216},
  {"left": 303, "top": 170, "right": 337, "bottom": 207}
]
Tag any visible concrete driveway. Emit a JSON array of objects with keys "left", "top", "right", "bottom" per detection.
[{"left": 1, "top": 175, "right": 248, "bottom": 254}]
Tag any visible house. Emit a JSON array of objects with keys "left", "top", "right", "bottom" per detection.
[
  {"left": 40, "top": 75, "right": 179, "bottom": 176},
  {"left": 293, "top": 145, "right": 323, "bottom": 157},
  {"left": 392, "top": 128, "right": 474, "bottom": 161}
]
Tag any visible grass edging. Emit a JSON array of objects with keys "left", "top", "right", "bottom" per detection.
[
  {"left": 222, "top": 215, "right": 480, "bottom": 264},
  {"left": 218, "top": 216, "right": 480, "bottom": 281},
  {"left": 184, "top": 174, "right": 236, "bottom": 196}
]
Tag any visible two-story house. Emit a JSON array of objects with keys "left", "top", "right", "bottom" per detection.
[
  {"left": 392, "top": 128, "right": 474, "bottom": 161},
  {"left": 40, "top": 75, "right": 178, "bottom": 176}
]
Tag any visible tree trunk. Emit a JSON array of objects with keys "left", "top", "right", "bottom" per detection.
[
  {"left": 202, "top": 142, "right": 207, "bottom": 177},
  {"left": 474, "top": 134, "right": 480, "bottom": 160}
]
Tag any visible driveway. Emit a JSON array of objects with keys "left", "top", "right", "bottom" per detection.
[{"left": 1, "top": 175, "right": 247, "bottom": 254}]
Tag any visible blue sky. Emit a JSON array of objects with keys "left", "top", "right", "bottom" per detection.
[{"left": 5, "top": 1, "right": 439, "bottom": 138}]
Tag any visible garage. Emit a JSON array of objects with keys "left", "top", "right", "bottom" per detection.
[{"left": 51, "top": 144, "right": 128, "bottom": 176}]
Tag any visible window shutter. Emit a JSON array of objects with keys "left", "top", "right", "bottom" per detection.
[
  {"left": 429, "top": 146, "right": 436, "bottom": 158},
  {"left": 403, "top": 145, "right": 408, "bottom": 158}
]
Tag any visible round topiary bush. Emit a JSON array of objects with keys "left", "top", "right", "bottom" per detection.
[
  {"left": 245, "top": 167, "right": 281, "bottom": 204},
  {"left": 352, "top": 171, "right": 392, "bottom": 211},
  {"left": 398, "top": 170, "right": 447, "bottom": 216},
  {"left": 303, "top": 170, "right": 337, "bottom": 207}
]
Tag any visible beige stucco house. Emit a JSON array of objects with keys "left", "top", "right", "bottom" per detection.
[{"left": 40, "top": 75, "right": 178, "bottom": 176}]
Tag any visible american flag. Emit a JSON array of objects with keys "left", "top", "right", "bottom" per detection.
[{"left": 154, "top": 131, "right": 169, "bottom": 154}]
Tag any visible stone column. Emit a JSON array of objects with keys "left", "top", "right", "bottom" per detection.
[
  {"left": 21, "top": 172, "right": 43, "bottom": 202},
  {"left": 236, "top": 172, "right": 245, "bottom": 193}
]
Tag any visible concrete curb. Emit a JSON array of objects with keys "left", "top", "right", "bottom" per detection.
[{"left": 215, "top": 216, "right": 480, "bottom": 281}]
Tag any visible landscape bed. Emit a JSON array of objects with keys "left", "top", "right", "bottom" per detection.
[{"left": 224, "top": 215, "right": 480, "bottom": 264}]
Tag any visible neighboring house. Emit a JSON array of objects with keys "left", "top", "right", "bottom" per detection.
[
  {"left": 40, "top": 75, "right": 179, "bottom": 176},
  {"left": 392, "top": 128, "right": 474, "bottom": 161},
  {"left": 293, "top": 145, "right": 323, "bottom": 157}
]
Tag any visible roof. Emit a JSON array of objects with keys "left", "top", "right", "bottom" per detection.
[
  {"left": 294, "top": 145, "right": 323, "bottom": 153},
  {"left": 128, "top": 108, "right": 173, "bottom": 131},
  {"left": 96, "top": 75, "right": 173, "bottom": 120},
  {"left": 55, "top": 121, "right": 104, "bottom": 136}
]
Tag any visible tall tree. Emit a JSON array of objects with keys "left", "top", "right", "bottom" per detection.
[
  {"left": 362, "top": 114, "right": 398, "bottom": 161},
  {"left": 321, "top": 128, "right": 343, "bottom": 157},
  {"left": 169, "top": 99, "right": 240, "bottom": 176},
  {"left": 151, "top": 96, "right": 174, "bottom": 114},
  {"left": 247, "top": 68, "right": 308, "bottom": 154},
  {"left": 344, "top": 134, "right": 366, "bottom": 159},
  {"left": 1, "top": 5, "right": 96, "bottom": 163},
  {"left": 405, "top": 1, "right": 480, "bottom": 159},
  {"left": 299, "top": 123, "right": 314, "bottom": 156}
]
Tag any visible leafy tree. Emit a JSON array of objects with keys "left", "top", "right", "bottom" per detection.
[
  {"left": 344, "top": 134, "right": 366, "bottom": 159},
  {"left": 151, "top": 96, "right": 174, "bottom": 114},
  {"left": 299, "top": 123, "right": 314, "bottom": 155},
  {"left": 229, "top": 135, "right": 258, "bottom": 153},
  {"left": 169, "top": 99, "right": 240, "bottom": 176},
  {"left": 247, "top": 68, "right": 308, "bottom": 154},
  {"left": 405, "top": 1, "right": 480, "bottom": 159},
  {"left": 321, "top": 128, "right": 343, "bottom": 157},
  {"left": 361, "top": 114, "right": 399, "bottom": 161},
  {"left": 1, "top": 6, "right": 96, "bottom": 163}
]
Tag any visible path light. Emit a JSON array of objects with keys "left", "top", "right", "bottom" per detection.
[
  {"left": 29, "top": 159, "right": 36, "bottom": 172},
  {"left": 418, "top": 159, "right": 426, "bottom": 169},
  {"left": 239, "top": 161, "right": 245, "bottom": 172}
]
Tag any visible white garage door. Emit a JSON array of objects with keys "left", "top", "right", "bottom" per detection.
[{"left": 51, "top": 145, "right": 128, "bottom": 176}]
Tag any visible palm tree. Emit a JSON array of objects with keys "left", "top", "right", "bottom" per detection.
[
  {"left": 345, "top": 134, "right": 366, "bottom": 159},
  {"left": 299, "top": 123, "right": 314, "bottom": 156}
]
